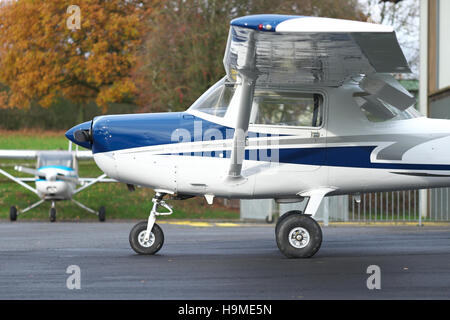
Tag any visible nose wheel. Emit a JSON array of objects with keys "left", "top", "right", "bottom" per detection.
[
  {"left": 129, "top": 192, "right": 172, "bottom": 255},
  {"left": 49, "top": 201, "right": 56, "bottom": 222},
  {"left": 275, "top": 212, "right": 322, "bottom": 258},
  {"left": 129, "top": 221, "right": 164, "bottom": 254},
  {"left": 49, "top": 207, "right": 56, "bottom": 222}
]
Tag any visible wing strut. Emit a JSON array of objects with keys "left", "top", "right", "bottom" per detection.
[
  {"left": 0, "top": 168, "right": 38, "bottom": 195},
  {"left": 226, "top": 31, "right": 258, "bottom": 183},
  {"left": 74, "top": 173, "right": 107, "bottom": 194}
]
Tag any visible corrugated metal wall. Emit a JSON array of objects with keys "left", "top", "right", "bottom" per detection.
[{"left": 240, "top": 188, "right": 450, "bottom": 222}]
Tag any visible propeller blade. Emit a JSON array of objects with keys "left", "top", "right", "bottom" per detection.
[
  {"left": 14, "top": 166, "right": 45, "bottom": 178},
  {"left": 56, "top": 174, "right": 79, "bottom": 184},
  {"left": 15, "top": 166, "right": 78, "bottom": 183}
]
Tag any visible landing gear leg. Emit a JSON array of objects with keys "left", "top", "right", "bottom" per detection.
[
  {"left": 129, "top": 192, "right": 173, "bottom": 255},
  {"left": 9, "top": 199, "right": 45, "bottom": 221},
  {"left": 275, "top": 189, "right": 332, "bottom": 258},
  {"left": 71, "top": 199, "right": 106, "bottom": 222}
]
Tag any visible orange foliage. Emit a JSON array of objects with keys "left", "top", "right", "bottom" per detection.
[{"left": 0, "top": 0, "right": 158, "bottom": 111}]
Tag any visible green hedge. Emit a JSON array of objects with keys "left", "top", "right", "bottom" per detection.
[{"left": 0, "top": 97, "right": 139, "bottom": 130}]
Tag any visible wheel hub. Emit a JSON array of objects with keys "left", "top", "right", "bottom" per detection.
[
  {"left": 138, "top": 230, "right": 155, "bottom": 247},
  {"left": 288, "top": 227, "right": 310, "bottom": 249}
]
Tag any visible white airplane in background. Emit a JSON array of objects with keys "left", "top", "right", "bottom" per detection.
[
  {"left": 67, "top": 14, "right": 450, "bottom": 258},
  {"left": 0, "top": 144, "right": 116, "bottom": 222}
]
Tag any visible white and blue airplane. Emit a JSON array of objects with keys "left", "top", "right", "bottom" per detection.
[
  {"left": 0, "top": 146, "right": 116, "bottom": 222},
  {"left": 66, "top": 14, "right": 450, "bottom": 258}
]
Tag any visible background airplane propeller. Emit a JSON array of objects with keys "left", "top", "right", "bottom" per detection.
[{"left": 14, "top": 166, "right": 79, "bottom": 184}]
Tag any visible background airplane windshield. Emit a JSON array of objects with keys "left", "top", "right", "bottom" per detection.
[{"left": 38, "top": 153, "right": 73, "bottom": 168}]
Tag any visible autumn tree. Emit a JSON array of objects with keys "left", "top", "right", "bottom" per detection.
[
  {"left": 135, "top": 0, "right": 366, "bottom": 113},
  {"left": 0, "top": 0, "right": 157, "bottom": 112}
]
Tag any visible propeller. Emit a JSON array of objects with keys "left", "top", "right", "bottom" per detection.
[
  {"left": 73, "top": 120, "right": 93, "bottom": 144},
  {"left": 73, "top": 128, "right": 92, "bottom": 143},
  {"left": 15, "top": 166, "right": 79, "bottom": 184}
]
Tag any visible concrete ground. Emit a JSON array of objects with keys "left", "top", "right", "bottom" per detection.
[{"left": 0, "top": 221, "right": 449, "bottom": 299}]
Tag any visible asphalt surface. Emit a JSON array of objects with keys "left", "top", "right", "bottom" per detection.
[{"left": 0, "top": 221, "right": 449, "bottom": 299}]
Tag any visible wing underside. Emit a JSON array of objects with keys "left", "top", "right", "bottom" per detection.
[{"left": 224, "top": 15, "right": 411, "bottom": 87}]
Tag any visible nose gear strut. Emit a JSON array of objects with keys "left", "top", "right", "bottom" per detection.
[
  {"left": 144, "top": 192, "right": 173, "bottom": 242},
  {"left": 129, "top": 192, "right": 173, "bottom": 255}
]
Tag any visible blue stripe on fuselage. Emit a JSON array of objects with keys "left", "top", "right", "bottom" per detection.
[
  {"left": 91, "top": 112, "right": 276, "bottom": 154},
  {"left": 167, "top": 146, "right": 450, "bottom": 172},
  {"left": 89, "top": 112, "right": 450, "bottom": 172},
  {"left": 38, "top": 165, "right": 74, "bottom": 171},
  {"left": 92, "top": 112, "right": 225, "bottom": 154}
]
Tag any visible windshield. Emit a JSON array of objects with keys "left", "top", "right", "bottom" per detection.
[
  {"left": 38, "top": 152, "right": 74, "bottom": 169},
  {"left": 189, "top": 77, "right": 236, "bottom": 117}
]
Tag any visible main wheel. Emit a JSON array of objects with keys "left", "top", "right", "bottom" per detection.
[
  {"left": 98, "top": 206, "right": 106, "bottom": 222},
  {"left": 10, "top": 206, "right": 17, "bottom": 221},
  {"left": 276, "top": 213, "right": 322, "bottom": 258},
  {"left": 129, "top": 221, "right": 164, "bottom": 255},
  {"left": 49, "top": 207, "right": 56, "bottom": 222},
  {"left": 275, "top": 210, "right": 303, "bottom": 234}
]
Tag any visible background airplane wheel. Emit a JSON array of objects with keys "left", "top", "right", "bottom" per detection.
[
  {"left": 49, "top": 207, "right": 56, "bottom": 222},
  {"left": 10, "top": 206, "right": 17, "bottom": 221},
  {"left": 129, "top": 221, "right": 164, "bottom": 255},
  {"left": 276, "top": 214, "right": 322, "bottom": 258},
  {"left": 98, "top": 206, "right": 106, "bottom": 222}
]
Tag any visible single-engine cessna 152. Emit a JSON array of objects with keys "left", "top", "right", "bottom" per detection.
[
  {"left": 0, "top": 145, "right": 116, "bottom": 222},
  {"left": 66, "top": 14, "right": 450, "bottom": 258}
]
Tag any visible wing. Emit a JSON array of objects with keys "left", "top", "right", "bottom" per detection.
[
  {"left": 0, "top": 149, "right": 94, "bottom": 160},
  {"left": 0, "top": 150, "right": 38, "bottom": 159},
  {"left": 221, "top": 14, "right": 415, "bottom": 182},
  {"left": 74, "top": 150, "right": 94, "bottom": 160},
  {"left": 224, "top": 15, "right": 411, "bottom": 87}
]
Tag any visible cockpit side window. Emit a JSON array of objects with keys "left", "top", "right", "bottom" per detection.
[
  {"left": 190, "top": 78, "right": 324, "bottom": 127},
  {"left": 355, "top": 93, "right": 422, "bottom": 123},
  {"left": 250, "top": 91, "right": 323, "bottom": 127}
]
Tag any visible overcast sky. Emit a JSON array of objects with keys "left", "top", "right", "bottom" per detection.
[{"left": 359, "top": 0, "right": 420, "bottom": 78}]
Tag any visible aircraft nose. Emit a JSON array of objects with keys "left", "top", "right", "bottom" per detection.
[{"left": 65, "top": 120, "right": 92, "bottom": 150}]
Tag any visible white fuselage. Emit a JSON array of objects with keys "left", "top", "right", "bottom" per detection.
[
  {"left": 35, "top": 166, "right": 77, "bottom": 200},
  {"left": 89, "top": 83, "right": 450, "bottom": 201}
]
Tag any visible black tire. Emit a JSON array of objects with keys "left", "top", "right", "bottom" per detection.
[
  {"left": 98, "top": 206, "right": 106, "bottom": 222},
  {"left": 49, "top": 207, "right": 56, "bottom": 222},
  {"left": 129, "top": 221, "right": 164, "bottom": 255},
  {"left": 276, "top": 214, "right": 322, "bottom": 258},
  {"left": 10, "top": 206, "right": 17, "bottom": 221},
  {"left": 275, "top": 210, "right": 303, "bottom": 234}
]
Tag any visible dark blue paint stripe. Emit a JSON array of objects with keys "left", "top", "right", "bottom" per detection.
[{"left": 166, "top": 146, "right": 450, "bottom": 172}]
